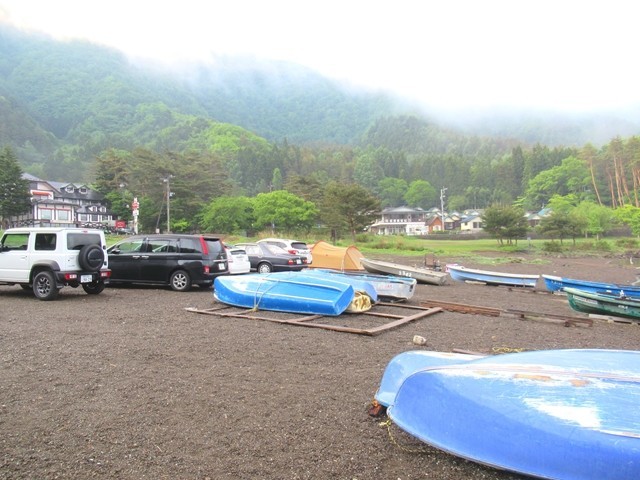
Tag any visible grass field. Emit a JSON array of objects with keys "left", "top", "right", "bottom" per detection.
[{"left": 3, "top": 229, "right": 635, "bottom": 265}]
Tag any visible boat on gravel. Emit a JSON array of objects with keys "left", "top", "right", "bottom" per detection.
[
  {"left": 377, "top": 348, "right": 640, "bottom": 480},
  {"left": 446, "top": 263, "right": 539, "bottom": 287},
  {"left": 564, "top": 286, "right": 640, "bottom": 320},
  {"left": 304, "top": 268, "right": 416, "bottom": 301},
  {"left": 542, "top": 274, "right": 640, "bottom": 297},
  {"left": 213, "top": 272, "right": 359, "bottom": 315},
  {"left": 360, "top": 258, "right": 448, "bottom": 286},
  {"left": 374, "top": 350, "right": 486, "bottom": 407}
]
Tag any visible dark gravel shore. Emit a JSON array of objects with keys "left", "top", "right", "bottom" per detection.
[{"left": 2, "top": 253, "right": 639, "bottom": 479}]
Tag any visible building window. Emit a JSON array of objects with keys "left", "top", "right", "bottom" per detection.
[
  {"left": 57, "top": 210, "right": 70, "bottom": 221},
  {"left": 40, "top": 209, "right": 53, "bottom": 220},
  {"left": 65, "top": 185, "right": 74, "bottom": 193},
  {"left": 79, "top": 187, "right": 88, "bottom": 194}
]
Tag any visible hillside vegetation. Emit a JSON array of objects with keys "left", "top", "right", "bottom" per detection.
[{"left": 3, "top": 23, "right": 640, "bottom": 241}]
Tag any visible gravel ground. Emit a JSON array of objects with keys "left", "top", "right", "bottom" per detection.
[{"left": 2, "top": 253, "right": 640, "bottom": 480}]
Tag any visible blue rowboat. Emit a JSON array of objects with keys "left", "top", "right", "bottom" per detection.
[
  {"left": 564, "top": 287, "right": 640, "bottom": 319},
  {"left": 213, "top": 272, "right": 356, "bottom": 316},
  {"left": 375, "top": 350, "right": 485, "bottom": 407},
  {"left": 380, "top": 348, "right": 640, "bottom": 480},
  {"left": 446, "top": 264, "right": 539, "bottom": 287},
  {"left": 542, "top": 273, "right": 640, "bottom": 297},
  {"left": 304, "top": 268, "right": 416, "bottom": 301}
]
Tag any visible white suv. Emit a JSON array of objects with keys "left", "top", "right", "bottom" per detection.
[
  {"left": 0, "top": 227, "right": 111, "bottom": 300},
  {"left": 257, "top": 238, "right": 313, "bottom": 264}
]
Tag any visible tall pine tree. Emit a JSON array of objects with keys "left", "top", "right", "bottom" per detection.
[{"left": 0, "top": 147, "right": 31, "bottom": 228}]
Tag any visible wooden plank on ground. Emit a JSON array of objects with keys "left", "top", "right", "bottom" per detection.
[{"left": 185, "top": 303, "right": 442, "bottom": 336}]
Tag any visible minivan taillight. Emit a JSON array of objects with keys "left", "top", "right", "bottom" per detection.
[{"left": 199, "top": 237, "right": 209, "bottom": 255}]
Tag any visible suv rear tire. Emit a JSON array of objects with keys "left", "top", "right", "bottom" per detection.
[
  {"left": 82, "top": 282, "right": 106, "bottom": 294},
  {"left": 33, "top": 271, "right": 59, "bottom": 301}
]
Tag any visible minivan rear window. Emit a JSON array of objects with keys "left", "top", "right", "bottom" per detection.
[
  {"left": 178, "top": 238, "right": 201, "bottom": 254},
  {"left": 204, "top": 239, "right": 223, "bottom": 255}
]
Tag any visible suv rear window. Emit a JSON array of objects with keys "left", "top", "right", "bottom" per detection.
[
  {"left": 67, "top": 232, "right": 102, "bottom": 250},
  {"left": 291, "top": 242, "right": 308, "bottom": 250}
]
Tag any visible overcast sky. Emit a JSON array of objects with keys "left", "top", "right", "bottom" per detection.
[{"left": 1, "top": 0, "right": 638, "bottom": 113}]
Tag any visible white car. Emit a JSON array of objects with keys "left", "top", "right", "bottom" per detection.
[
  {"left": 226, "top": 246, "right": 251, "bottom": 274},
  {"left": 0, "top": 227, "right": 111, "bottom": 300},
  {"left": 257, "top": 238, "right": 313, "bottom": 264}
]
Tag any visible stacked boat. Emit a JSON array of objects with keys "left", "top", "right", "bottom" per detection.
[{"left": 213, "top": 268, "right": 419, "bottom": 316}]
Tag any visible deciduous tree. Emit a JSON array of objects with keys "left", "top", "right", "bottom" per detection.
[
  {"left": 322, "top": 182, "right": 380, "bottom": 242},
  {"left": 482, "top": 204, "right": 529, "bottom": 245}
]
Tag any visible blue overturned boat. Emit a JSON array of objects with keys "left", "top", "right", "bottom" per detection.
[
  {"left": 214, "top": 272, "right": 358, "bottom": 315},
  {"left": 446, "top": 264, "right": 539, "bottom": 287},
  {"left": 377, "top": 348, "right": 640, "bottom": 480},
  {"left": 304, "top": 268, "right": 416, "bottom": 301},
  {"left": 542, "top": 273, "right": 640, "bottom": 297},
  {"left": 375, "top": 350, "right": 485, "bottom": 407}
]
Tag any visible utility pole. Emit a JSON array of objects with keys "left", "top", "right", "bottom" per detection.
[
  {"left": 440, "top": 187, "right": 447, "bottom": 232},
  {"left": 164, "top": 175, "right": 174, "bottom": 233}
]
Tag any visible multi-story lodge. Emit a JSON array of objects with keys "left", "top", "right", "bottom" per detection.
[
  {"left": 3, "top": 173, "right": 114, "bottom": 229},
  {"left": 368, "top": 206, "right": 432, "bottom": 235}
]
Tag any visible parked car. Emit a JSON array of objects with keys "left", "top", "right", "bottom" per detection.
[
  {"left": 107, "top": 234, "right": 228, "bottom": 291},
  {"left": 0, "top": 227, "right": 111, "bottom": 300},
  {"left": 225, "top": 245, "right": 251, "bottom": 275},
  {"left": 234, "top": 242, "right": 307, "bottom": 273},
  {"left": 257, "top": 238, "right": 313, "bottom": 264}
]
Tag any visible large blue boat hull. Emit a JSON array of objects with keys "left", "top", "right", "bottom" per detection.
[
  {"left": 375, "top": 350, "right": 485, "bottom": 407},
  {"left": 383, "top": 349, "right": 640, "bottom": 480},
  {"left": 214, "top": 272, "right": 355, "bottom": 315}
]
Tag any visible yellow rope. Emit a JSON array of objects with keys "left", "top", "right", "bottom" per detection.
[
  {"left": 492, "top": 346, "right": 526, "bottom": 354},
  {"left": 378, "top": 417, "right": 431, "bottom": 453}
]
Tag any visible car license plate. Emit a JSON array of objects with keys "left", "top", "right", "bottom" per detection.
[
  {"left": 296, "top": 259, "right": 301, "bottom": 264},
  {"left": 217, "top": 263, "right": 225, "bottom": 270},
  {"left": 81, "top": 275, "right": 93, "bottom": 283}
]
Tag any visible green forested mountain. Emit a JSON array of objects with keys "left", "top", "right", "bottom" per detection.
[
  {"left": 0, "top": 24, "right": 399, "bottom": 179},
  {"left": 3, "top": 21, "right": 640, "bottom": 235}
]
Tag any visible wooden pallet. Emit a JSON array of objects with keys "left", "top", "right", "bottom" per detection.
[{"left": 185, "top": 302, "right": 442, "bottom": 336}]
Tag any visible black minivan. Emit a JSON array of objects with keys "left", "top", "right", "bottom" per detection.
[{"left": 107, "top": 234, "right": 228, "bottom": 291}]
